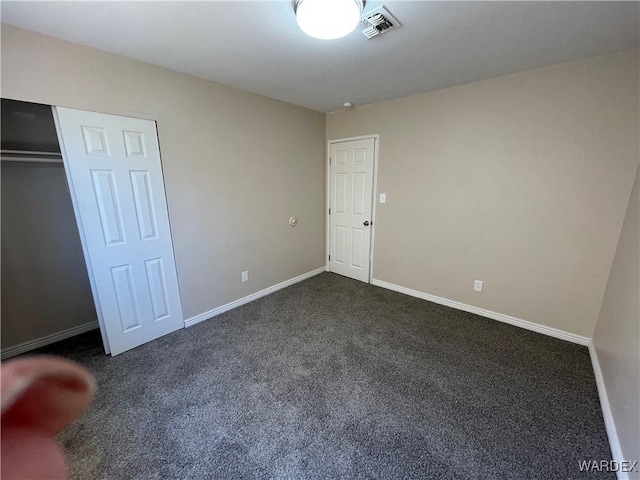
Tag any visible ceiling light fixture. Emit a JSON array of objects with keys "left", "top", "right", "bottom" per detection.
[{"left": 295, "top": 0, "right": 363, "bottom": 40}]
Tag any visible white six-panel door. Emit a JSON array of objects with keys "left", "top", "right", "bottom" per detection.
[
  {"left": 329, "top": 138, "right": 376, "bottom": 283},
  {"left": 55, "top": 107, "right": 183, "bottom": 355}
]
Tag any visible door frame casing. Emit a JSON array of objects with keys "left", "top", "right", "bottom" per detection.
[{"left": 326, "top": 134, "right": 380, "bottom": 283}]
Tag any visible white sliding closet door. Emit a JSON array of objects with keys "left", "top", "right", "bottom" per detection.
[{"left": 55, "top": 107, "right": 183, "bottom": 356}]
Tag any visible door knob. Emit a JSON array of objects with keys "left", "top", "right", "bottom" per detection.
[{"left": 363, "top": 221, "right": 370, "bottom": 226}]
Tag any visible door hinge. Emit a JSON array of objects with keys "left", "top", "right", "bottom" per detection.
[
  {"left": 329, "top": 254, "right": 331, "bottom": 261},
  {"left": 329, "top": 208, "right": 331, "bottom": 215},
  {"left": 329, "top": 157, "right": 331, "bottom": 165}
]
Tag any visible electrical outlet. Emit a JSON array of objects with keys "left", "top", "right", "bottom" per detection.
[
  {"left": 242, "top": 271, "right": 249, "bottom": 283},
  {"left": 473, "top": 280, "right": 483, "bottom": 292}
]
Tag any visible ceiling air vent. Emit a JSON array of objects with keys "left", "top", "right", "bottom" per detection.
[{"left": 360, "top": 6, "right": 401, "bottom": 39}]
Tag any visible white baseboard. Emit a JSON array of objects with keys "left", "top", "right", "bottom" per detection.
[
  {"left": 184, "top": 267, "right": 326, "bottom": 328},
  {"left": 588, "top": 342, "right": 628, "bottom": 480},
  {"left": 371, "top": 279, "right": 589, "bottom": 345},
  {"left": 1, "top": 321, "right": 99, "bottom": 360}
]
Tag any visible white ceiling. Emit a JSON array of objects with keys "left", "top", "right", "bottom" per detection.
[{"left": 2, "top": 1, "right": 638, "bottom": 113}]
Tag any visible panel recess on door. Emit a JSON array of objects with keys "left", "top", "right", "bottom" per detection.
[
  {"left": 353, "top": 148, "right": 367, "bottom": 165},
  {"left": 130, "top": 171, "right": 158, "bottom": 241},
  {"left": 82, "top": 126, "right": 110, "bottom": 156},
  {"left": 123, "top": 130, "right": 147, "bottom": 158},
  {"left": 145, "top": 258, "right": 170, "bottom": 321},
  {"left": 351, "top": 229, "right": 364, "bottom": 269},
  {"left": 352, "top": 173, "right": 366, "bottom": 215},
  {"left": 335, "top": 226, "right": 346, "bottom": 264},
  {"left": 91, "top": 170, "right": 126, "bottom": 246},
  {"left": 335, "top": 173, "right": 347, "bottom": 214},
  {"left": 335, "top": 149, "right": 348, "bottom": 166},
  {"left": 111, "top": 265, "right": 141, "bottom": 332}
]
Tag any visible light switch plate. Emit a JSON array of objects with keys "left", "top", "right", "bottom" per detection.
[{"left": 379, "top": 193, "right": 386, "bottom": 203}]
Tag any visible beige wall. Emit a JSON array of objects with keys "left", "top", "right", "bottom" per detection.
[
  {"left": 2, "top": 25, "right": 636, "bottom": 344},
  {"left": 327, "top": 50, "right": 639, "bottom": 337},
  {"left": 592, "top": 165, "right": 639, "bottom": 464},
  {"left": 1, "top": 162, "right": 97, "bottom": 349},
  {"left": 1, "top": 25, "right": 326, "bottom": 321}
]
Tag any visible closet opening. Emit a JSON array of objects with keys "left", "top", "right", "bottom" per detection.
[{"left": 1, "top": 98, "right": 99, "bottom": 358}]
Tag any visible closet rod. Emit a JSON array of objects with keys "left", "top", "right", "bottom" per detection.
[{"left": 1, "top": 149, "right": 63, "bottom": 164}]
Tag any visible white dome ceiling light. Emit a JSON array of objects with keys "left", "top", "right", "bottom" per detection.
[{"left": 295, "top": 0, "right": 364, "bottom": 40}]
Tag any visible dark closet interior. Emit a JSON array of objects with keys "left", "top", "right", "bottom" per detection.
[{"left": 1, "top": 98, "right": 97, "bottom": 355}]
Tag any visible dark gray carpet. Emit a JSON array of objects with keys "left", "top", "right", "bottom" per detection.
[{"left": 34, "top": 273, "right": 612, "bottom": 479}]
